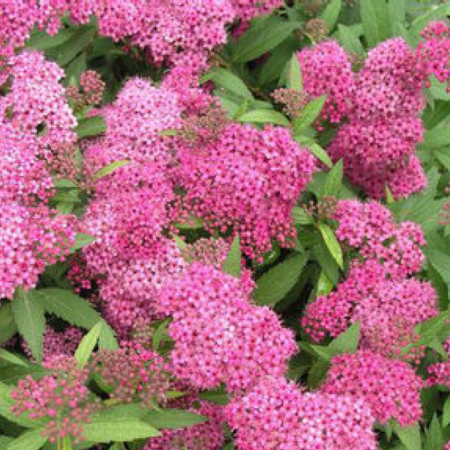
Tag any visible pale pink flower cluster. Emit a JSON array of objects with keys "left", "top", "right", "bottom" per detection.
[
  {"left": 322, "top": 350, "right": 424, "bottom": 426},
  {"left": 226, "top": 376, "right": 377, "bottom": 450},
  {"left": 158, "top": 263, "right": 297, "bottom": 392},
  {"left": 177, "top": 123, "right": 316, "bottom": 259}
]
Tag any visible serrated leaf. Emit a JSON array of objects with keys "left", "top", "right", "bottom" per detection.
[
  {"left": 93, "top": 160, "right": 130, "bottom": 181},
  {"left": 321, "top": 160, "right": 343, "bottom": 197},
  {"left": 293, "top": 95, "right": 327, "bottom": 132},
  {"left": 233, "top": 18, "right": 300, "bottom": 62},
  {"left": 144, "top": 409, "right": 207, "bottom": 430},
  {"left": 0, "top": 303, "right": 17, "bottom": 344},
  {"left": 75, "top": 116, "right": 106, "bottom": 139},
  {"left": 75, "top": 322, "right": 102, "bottom": 367},
  {"left": 6, "top": 429, "right": 47, "bottom": 450},
  {"left": 295, "top": 136, "right": 333, "bottom": 168},
  {"left": 201, "top": 68, "right": 253, "bottom": 100},
  {"left": 39, "top": 288, "right": 101, "bottom": 329},
  {"left": 392, "top": 422, "right": 422, "bottom": 450},
  {"left": 317, "top": 223, "right": 343, "bottom": 269},
  {"left": 286, "top": 54, "right": 302, "bottom": 91},
  {"left": 360, "top": 0, "right": 390, "bottom": 47},
  {"left": 12, "top": 290, "right": 45, "bottom": 363},
  {"left": 254, "top": 253, "right": 308, "bottom": 306},
  {"left": 238, "top": 109, "right": 290, "bottom": 126},
  {"left": 84, "top": 419, "right": 160, "bottom": 443},
  {"left": 222, "top": 236, "right": 241, "bottom": 278},
  {"left": 320, "top": 0, "right": 342, "bottom": 31}
]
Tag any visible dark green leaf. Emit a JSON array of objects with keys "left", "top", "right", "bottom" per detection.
[
  {"left": 75, "top": 116, "right": 106, "bottom": 140},
  {"left": 293, "top": 96, "right": 327, "bottom": 132},
  {"left": 321, "top": 160, "right": 343, "bottom": 197},
  {"left": 0, "top": 303, "right": 17, "bottom": 344},
  {"left": 292, "top": 207, "right": 313, "bottom": 225},
  {"left": 317, "top": 223, "right": 343, "bottom": 269}
]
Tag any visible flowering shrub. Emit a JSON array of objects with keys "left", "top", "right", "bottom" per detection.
[{"left": 0, "top": 1, "right": 450, "bottom": 450}]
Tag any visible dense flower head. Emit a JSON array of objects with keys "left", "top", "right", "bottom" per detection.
[
  {"left": 298, "top": 40, "right": 356, "bottom": 124},
  {"left": 231, "top": 0, "right": 284, "bottom": 21},
  {"left": 11, "top": 357, "right": 94, "bottom": 444},
  {"left": 144, "top": 400, "right": 225, "bottom": 450},
  {"left": 426, "top": 336, "right": 450, "bottom": 387},
  {"left": 226, "top": 376, "right": 377, "bottom": 450},
  {"left": 23, "top": 326, "right": 83, "bottom": 363},
  {"left": 66, "top": 70, "right": 105, "bottom": 111},
  {"left": 302, "top": 260, "right": 437, "bottom": 359},
  {"left": 177, "top": 123, "right": 316, "bottom": 259},
  {"left": 93, "top": 341, "right": 170, "bottom": 407},
  {"left": 322, "top": 350, "right": 423, "bottom": 426},
  {"left": 334, "top": 200, "right": 426, "bottom": 278},
  {"left": 0, "top": 203, "right": 76, "bottom": 299},
  {"left": 0, "top": 51, "right": 77, "bottom": 149},
  {"left": 158, "top": 263, "right": 296, "bottom": 392}
]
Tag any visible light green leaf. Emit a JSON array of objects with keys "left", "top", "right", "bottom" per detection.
[
  {"left": 201, "top": 68, "right": 253, "bottom": 100},
  {"left": 321, "top": 160, "right": 343, "bottom": 197},
  {"left": 238, "top": 109, "right": 290, "bottom": 127},
  {"left": 145, "top": 409, "right": 207, "bottom": 430},
  {"left": 0, "top": 303, "right": 17, "bottom": 344},
  {"left": 0, "top": 436, "right": 13, "bottom": 450},
  {"left": 320, "top": 0, "right": 342, "bottom": 31},
  {"left": 39, "top": 288, "right": 101, "bottom": 329},
  {"left": 388, "top": 0, "right": 406, "bottom": 37},
  {"left": 222, "top": 236, "right": 241, "bottom": 278},
  {"left": 75, "top": 322, "right": 102, "bottom": 367},
  {"left": 84, "top": 419, "right": 160, "bottom": 443},
  {"left": 0, "top": 349, "right": 28, "bottom": 367},
  {"left": 93, "top": 160, "right": 130, "bottom": 181},
  {"left": 152, "top": 318, "right": 171, "bottom": 351},
  {"left": 443, "top": 396, "right": 450, "bottom": 426},
  {"left": 70, "top": 233, "right": 95, "bottom": 253},
  {"left": 62, "top": 437, "right": 72, "bottom": 450},
  {"left": 99, "top": 320, "right": 119, "bottom": 350},
  {"left": 317, "top": 223, "right": 343, "bottom": 269},
  {"left": 292, "top": 207, "right": 313, "bottom": 225},
  {"left": 286, "top": 53, "right": 302, "bottom": 91},
  {"left": 75, "top": 116, "right": 106, "bottom": 139},
  {"left": 12, "top": 290, "right": 45, "bottom": 363},
  {"left": 328, "top": 321, "right": 361, "bottom": 355},
  {"left": 338, "top": 24, "right": 365, "bottom": 56},
  {"left": 233, "top": 18, "right": 300, "bottom": 62},
  {"left": 360, "top": 0, "right": 390, "bottom": 47},
  {"left": 295, "top": 136, "right": 333, "bottom": 168},
  {"left": 6, "top": 429, "right": 47, "bottom": 450},
  {"left": 254, "top": 253, "right": 309, "bottom": 306},
  {"left": 293, "top": 95, "right": 327, "bottom": 132},
  {"left": 392, "top": 422, "right": 422, "bottom": 450},
  {"left": 424, "top": 415, "right": 443, "bottom": 450}
]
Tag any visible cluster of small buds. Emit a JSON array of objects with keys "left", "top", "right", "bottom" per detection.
[
  {"left": 226, "top": 375, "right": 377, "bottom": 450},
  {"left": 322, "top": 350, "right": 424, "bottom": 426},
  {"left": 144, "top": 400, "right": 225, "bottom": 450},
  {"left": 303, "top": 195, "right": 338, "bottom": 221},
  {"left": 158, "top": 263, "right": 296, "bottom": 392},
  {"left": 272, "top": 88, "right": 311, "bottom": 119},
  {"left": 66, "top": 70, "right": 105, "bottom": 111},
  {"left": 181, "top": 238, "right": 231, "bottom": 267},
  {"left": 300, "top": 0, "right": 329, "bottom": 16},
  {"left": 177, "top": 123, "right": 316, "bottom": 260},
  {"left": 300, "top": 18, "right": 329, "bottom": 42},
  {"left": 11, "top": 357, "right": 95, "bottom": 444},
  {"left": 92, "top": 342, "right": 170, "bottom": 408},
  {"left": 23, "top": 326, "right": 83, "bottom": 363},
  {"left": 46, "top": 143, "right": 81, "bottom": 183}
]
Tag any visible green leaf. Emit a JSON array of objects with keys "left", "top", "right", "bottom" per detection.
[
  {"left": 295, "top": 136, "right": 333, "bottom": 168},
  {"left": 385, "top": 185, "right": 395, "bottom": 204},
  {"left": 388, "top": 0, "right": 406, "bottom": 37},
  {"left": 6, "top": 429, "right": 47, "bottom": 450},
  {"left": 360, "top": 0, "right": 390, "bottom": 47},
  {"left": 75, "top": 116, "right": 106, "bottom": 140},
  {"left": 0, "top": 437, "right": 13, "bottom": 450},
  {"left": 317, "top": 223, "right": 343, "bottom": 269},
  {"left": 254, "top": 253, "right": 309, "bottom": 306},
  {"left": 222, "top": 236, "right": 241, "bottom": 278},
  {"left": 426, "top": 248, "right": 450, "bottom": 285},
  {"left": 201, "top": 68, "right": 253, "bottom": 100},
  {"left": 198, "top": 389, "right": 228, "bottom": 405},
  {"left": 145, "top": 409, "right": 207, "bottom": 430},
  {"left": 328, "top": 321, "right": 361, "bottom": 355},
  {"left": 292, "top": 207, "right": 313, "bottom": 225},
  {"left": 321, "top": 160, "right": 343, "bottom": 197},
  {"left": 39, "top": 288, "right": 101, "bottom": 329},
  {"left": 62, "top": 437, "right": 72, "bottom": 450},
  {"left": 98, "top": 320, "right": 119, "bottom": 350},
  {"left": 70, "top": 233, "right": 95, "bottom": 253},
  {"left": 286, "top": 54, "right": 302, "bottom": 91},
  {"left": 293, "top": 95, "right": 327, "bottom": 132},
  {"left": 392, "top": 422, "right": 422, "bottom": 450},
  {"left": 0, "top": 303, "right": 17, "bottom": 344},
  {"left": 238, "top": 109, "right": 290, "bottom": 127},
  {"left": 75, "top": 322, "right": 102, "bottom": 368},
  {"left": 84, "top": 419, "right": 160, "bottom": 443},
  {"left": 27, "top": 27, "right": 79, "bottom": 50},
  {"left": 93, "top": 160, "right": 130, "bottom": 181},
  {"left": 12, "top": 290, "right": 45, "bottom": 363},
  {"left": 443, "top": 396, "right": 450, "bottom": 426},
  {"left": 320, "top": 0, "right": 342, "bottom": 31},
  {"left": 424, "top": 415, "right": 443, "bottom": 450},
  {"left": 410, "top": 4, "right": 450, "bottom": 43},
  {"left": 53, "top": 26, "right": 96, "bottom": 66},
  {"left": 337, "top": 24, "right": 365, "bottom": 56},
  {"left": 152, "top": 318, "right": 171, "bottom": 351},
  {"left": 0, "top": 350, "right": 28, "bottom": 367},
  {"left": 233, "top": 17, "right": 300, "bottom": 63}
]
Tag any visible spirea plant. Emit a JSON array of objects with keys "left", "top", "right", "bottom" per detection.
[{"left": 0, "top": 1, "right": 450, "bottom": 450}]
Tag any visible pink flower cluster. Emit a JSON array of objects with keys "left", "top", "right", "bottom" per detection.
[
  {"left": 299, "top": 24, "right": 450, "bottom": 198},
  {"left": 322, "top": 350, "right": 424, "bottom": 426},
  {"left": 177, "top": 123, "right": 316, "bottom": 259},
  {"left": 226, "top": 376, "right": 377, "bottom": 450},
  {"left": 158, "top": 263, "right": 297, "bottom": 392},
  {"left": 11, "top": 357, "right": 94, "bottom": 444}
]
